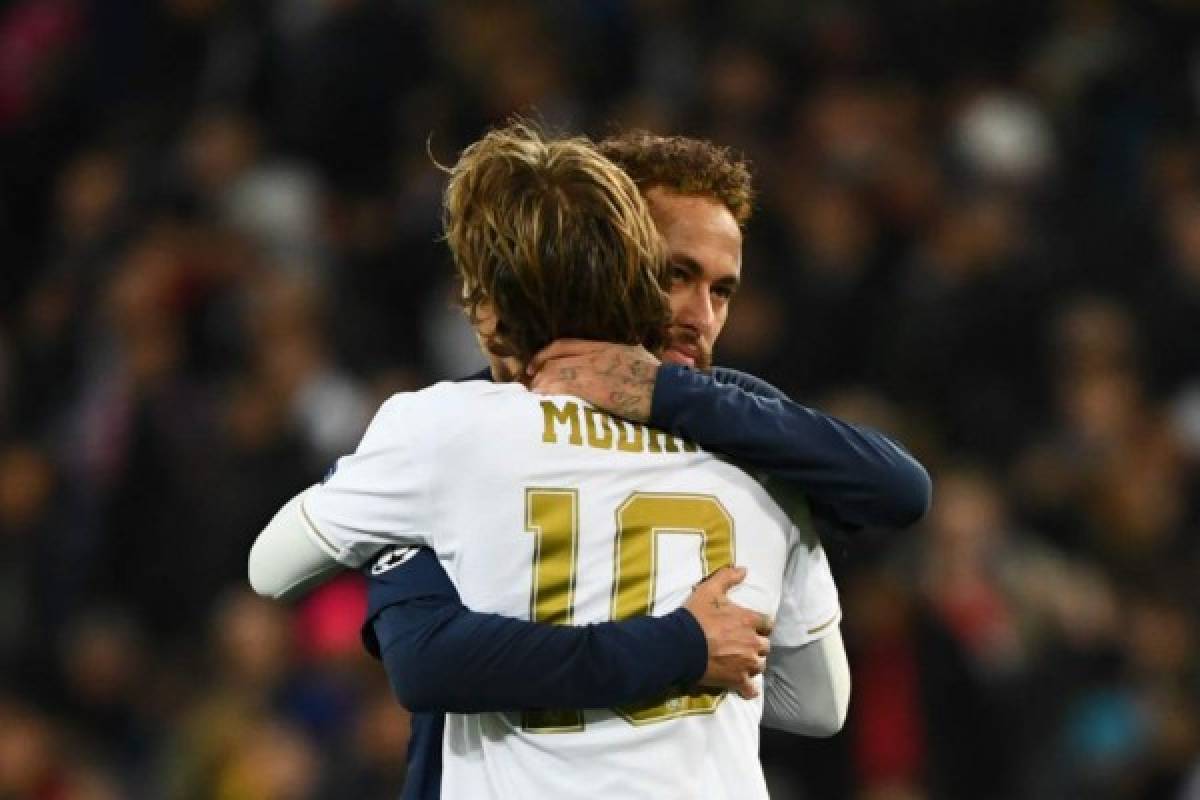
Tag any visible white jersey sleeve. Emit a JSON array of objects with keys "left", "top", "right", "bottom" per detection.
[
  {"left": 770, "top": 523, "right": 841, "bottom": 648},
  {"left": 302, "top": 392, "right": 436, "bottom": 567}
]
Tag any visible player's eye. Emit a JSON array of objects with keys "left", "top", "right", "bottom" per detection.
[
  {"left": 669, "top": 265, "right": 689, "bottom": 284},
  {"left": 712, "top": 285, "right": 735, "bottom": 301}
]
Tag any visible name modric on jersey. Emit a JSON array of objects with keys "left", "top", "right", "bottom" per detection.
[{"left": 539, "top": 400, "right": 699, "bottom": 455}]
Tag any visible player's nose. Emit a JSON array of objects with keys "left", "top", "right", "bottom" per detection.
[{"left": 674, "top": 284, "right": 716, "bottom": 334}]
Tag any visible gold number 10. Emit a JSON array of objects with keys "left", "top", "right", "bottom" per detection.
[{"left": 523, "top": 488, "right": 736, "bottom": 732}]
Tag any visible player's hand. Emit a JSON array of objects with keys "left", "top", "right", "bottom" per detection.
[
  {"left": 527, "top": 339, "right": 660, "bottom": 424},
  {"left": 684, "top": 566, "right": 773, "bottom": 700}
]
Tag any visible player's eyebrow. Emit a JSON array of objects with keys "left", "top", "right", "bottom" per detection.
[
  {"left": 669, "top": 254, "right": 703, "bottom": 275},
  {"left": 714, "top": 274, "right": 741, "bottom": 294},
  {"left": 670, "top": 255, "right": 740, "bottom": 294}
]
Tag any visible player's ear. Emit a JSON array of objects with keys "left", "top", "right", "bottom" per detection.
[{"left": 472, "top": 299, "right": 497, "bottom": 336}]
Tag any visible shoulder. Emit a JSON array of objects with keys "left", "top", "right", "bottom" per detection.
[
  {"left": 709, "top": 367, "right": 787, "bottom": 401},
  {"left": 355, "top": 384, "right": 467, "bottom": 454},
  {"left": 365, "top": 381, "right": 535, "bottom": 447},
  {"left": 370, "top": 381, "right": 508, "bottom": 425},
  {"left": 379, "top": 382, "right": 545, "bottom": 462},
  {"left": 418, "top": 379, "right": 529, "bottom": 402},
  {"left": 710, "top": 366, "right": 746, "bottom": 384}
]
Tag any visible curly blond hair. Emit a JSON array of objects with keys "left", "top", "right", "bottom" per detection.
[
  {"left": 443, "top": 120, "right": 671, "bottom": 366},
  {"left": 598, "top": 131, "right": 755, "bottom": 225}
]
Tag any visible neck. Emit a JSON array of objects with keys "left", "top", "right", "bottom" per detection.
[{"left": 488, "top": 354, "right": 526, "bottom": 385}]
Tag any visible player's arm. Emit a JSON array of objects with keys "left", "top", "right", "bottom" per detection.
[
  {"left": 248, "top": 392, "right": 435, "bottom": 600},
  {"left": 528, "top": 341, "right": 931, "bottom": 529},
  {"left": 248, "top": 490, "right": 343, "bottom": 599},
  {"left": 653, "top": 364, "right": 930, "bottom": 529},
  {"left": 364, "top": 548, "right": 768, "bottom": 712},
  {"left": 761, "top": 629, "right": 850, "bottom": 737},
  {"left": 761, "top": 526, "right": 849, "bottom": 736}
]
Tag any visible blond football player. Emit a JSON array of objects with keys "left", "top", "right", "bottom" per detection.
[{"left": 251, "top": 122, "right": 845, "bottom": 799}]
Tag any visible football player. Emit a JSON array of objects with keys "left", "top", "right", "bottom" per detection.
[{"left": 250, "top": 122, "right": 929, "bottom": 798}]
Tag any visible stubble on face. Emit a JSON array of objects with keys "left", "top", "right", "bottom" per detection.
[
  {"left": 645, "top": 188, "right": 743, "bottom": 372},
  {"left": 664, "top": 324, "right": 713, "bottom": 371}
]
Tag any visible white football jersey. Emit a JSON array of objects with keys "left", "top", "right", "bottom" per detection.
[{"left": 304, "top": 380, "right": 840, "bottom": 800}]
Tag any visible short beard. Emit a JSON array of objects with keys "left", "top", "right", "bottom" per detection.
[{"left": 668, "top": 329, "right": 713, "bottom": 371}]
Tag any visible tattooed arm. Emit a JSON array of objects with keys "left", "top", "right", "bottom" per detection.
[
  {"left": 527, "top": 339, "right": 930, "bottom": 530},
  {"left": 526, "top": 340, "right": 659, "bottom": 422}
]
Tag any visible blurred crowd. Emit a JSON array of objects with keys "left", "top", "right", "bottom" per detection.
[{"left": 0, "top": 0, "right": 1198, "bottom": 798}]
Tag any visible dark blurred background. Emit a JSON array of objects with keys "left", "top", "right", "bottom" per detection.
[{"left": 1, "top": 0, "right": 1198, "bottom": 798}]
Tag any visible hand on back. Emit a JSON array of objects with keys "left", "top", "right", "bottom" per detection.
[{"left": 684, "top": 566, "right": 772, "bottom": 700}]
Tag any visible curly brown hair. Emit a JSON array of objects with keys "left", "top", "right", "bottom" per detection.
[
  {"left": 443, "top": 120, "right": 672, "bottom": 368},
  {"left": 598, "top": 131, "right": 755, "bottom": 226}
]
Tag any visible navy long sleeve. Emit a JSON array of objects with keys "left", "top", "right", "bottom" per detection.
[
  {"left": 369, "top": 364, "right": 930, "bottom": 799},
  {"left": 363, "top": 546, "right": 705, "bottom": 800},
  {"left": 363, "top": 547, "right": 706, "bottom": 713},
  {"left": 651, "top": 365, "right": 932, "bottom": 529},
  {"left": 370, "top": 365, "right": 929, "bottom": 720}
]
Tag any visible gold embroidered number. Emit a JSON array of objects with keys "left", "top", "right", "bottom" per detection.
[
  {"left": 522, "top": 489, "right": 585, "bottom": 732},
  {"left": 522, "top": 489, "right": 734, "bottom": 732}
]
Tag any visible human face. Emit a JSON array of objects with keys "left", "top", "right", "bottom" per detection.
[{"left": 644, "top": 187, "right": 742, "bottom": 370}]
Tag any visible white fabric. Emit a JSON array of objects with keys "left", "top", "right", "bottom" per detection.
[
  {"left": 762, "top": 630, "right": 851, "bottom": 737},
  {"left": 768, "top": 506, "right": 842, "bottom": 648},
  {"left": 299, "top": 380, "right": 841, "bottom": 800},
  {"left": 303, "top": 392, "right": 435, "bottom": 566},
  {"left": 247, "top": 491, "right": 342, "bottom": 600}
]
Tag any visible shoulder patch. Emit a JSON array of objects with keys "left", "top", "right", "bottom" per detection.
[{"left": 370, "top": 546, "right": 421, "bottom": 575}]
